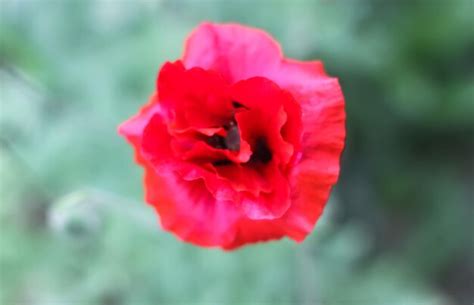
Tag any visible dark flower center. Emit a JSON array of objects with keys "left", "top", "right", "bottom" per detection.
[
  {"left": 206, "top": 100, "right": 244, "bottom": 153},
  {"left": 212, "top": 159, "right": 232, "bottom": 166},
  {"left": 249, "top": 137, "right": 272, "bottom": 164},
  {"left": 206, "top": 100, "right": 272, "bottom": 166},
  {"left": 206, "top": 134, "right": 226, "bottom": 149},
  {"left": 224, "top": 121, "right": 240, "bottom": 151},
  {"left": 206, "top": 121, "right": 241, "bottom": 152},
  {"left": 232, "top": 100, "right": 248, "bottom": 109}
]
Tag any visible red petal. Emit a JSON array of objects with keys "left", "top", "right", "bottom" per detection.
[
  {"left": 280, "top": 89, "right": 303, "bottom": 170},
  {"left": 277, "top": 61, "right": 345, "bottom": 241},
  {"left": 119, "top": 102, "right": 242, "bottom": 247},
  {"left": 212, "top": 161, "right": 291, "bottom": 220},
  {"left": 118, "top": 93, "right": 160, "bottom": 148},
  {"left": 140, "top": 113, "right": 174, "bottom": 165},
  {"left": 117, "top": 93, "right": 163, "bottom": 167},
  {"left": 144, "top": 165, "right": 240, "bottom": 247},
  {"left": 179, "top": 140, "right": 252, "bottom": 164},
  {"left": 240, "top": 163, "right": 291, "bottom": 220},
  {"left": 214, "top": 163, "right": 272, "bottom": 196},
  {"left": 140, "top": 114, "right": 239, "bottom": 202},
  {"left": 158, "top": 60, "right": 233, "bottom": 131},
  {"left": 223, "top": 218, "right": 286, "bottom": 250},
  {"left": 183, "top": 22, "right": 282, "bottom": 84},
  {"left": 231, "top": 77, "right": 298, "bottom": 165}
]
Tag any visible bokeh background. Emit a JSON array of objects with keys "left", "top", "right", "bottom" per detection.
[{"left": 1, "top": 0, "right": 473, "bottom": 304}]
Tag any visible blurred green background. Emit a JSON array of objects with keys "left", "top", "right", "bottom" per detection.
[{"left": 1, "top": 0, "right": 473, "bottom": 304}]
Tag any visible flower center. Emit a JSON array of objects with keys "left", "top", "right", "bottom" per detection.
[
  {"left": 224, "top": 121, "right": 240, "bottom": 151},
  {"left": 249, "top": 137, "right": 272, "bottom": 164},
  {"left": 206, "top": 121, "right": 240, "bottom": 151}
]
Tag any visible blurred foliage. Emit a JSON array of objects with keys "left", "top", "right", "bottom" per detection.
[{"left": 0, "top": 0, "right": 473, "bottom": 304}]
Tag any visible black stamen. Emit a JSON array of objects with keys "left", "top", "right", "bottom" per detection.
[
  {"left": 250, "top": 137, "right": 272, "bottom": 164},
  {"left": 232, "top": 100, "right": 245, "bottom": 108},
  {"left": 224, "top": 122, "right": 240, "bottom": 151},
  {"left": 206, "top": 123, "right": 241, "bottom": 152},
  {"left": 232, "top": 101, "right": 249, "bottom": 109},
  {"left": 212, "top": 159, "right": 232, "bottom": 166},
  {"left": 206, "top": 134, "right": 226, "bottom": 149}
]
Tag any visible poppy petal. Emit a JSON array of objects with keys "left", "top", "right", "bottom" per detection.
[
  {"left": 277, "top": 61, "right": 345, "bottom": 241},
  {"left": 144, "top": 166, "right": 239, "bottom": 247},
  {"left": 183, "top": 22, "right": 282, "bottom": 83}
]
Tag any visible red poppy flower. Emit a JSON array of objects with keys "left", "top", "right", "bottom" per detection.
[{"left": 119, "top": 22, "right": 345, "bottom": 249}]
